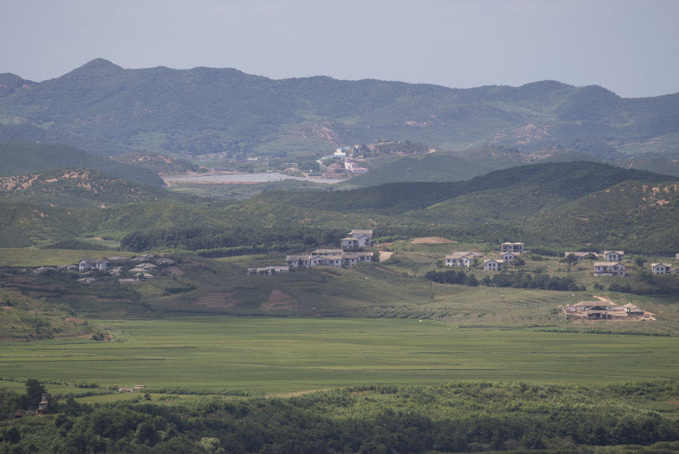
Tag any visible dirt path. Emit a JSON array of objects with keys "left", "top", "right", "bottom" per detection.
[{"left": 268, "top": 389, "right": 333, "bottom": 398}]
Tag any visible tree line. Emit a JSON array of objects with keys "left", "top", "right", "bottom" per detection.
[
  {"left": 2, "top": 380, "right": 679, "bottom": 453},
  {"left": 426, "top": 269, "right": 584, "bottom": 292}
]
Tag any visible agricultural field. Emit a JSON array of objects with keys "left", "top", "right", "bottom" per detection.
[{"left": 1, "top": 316, "right": 679, "bottom": 396}]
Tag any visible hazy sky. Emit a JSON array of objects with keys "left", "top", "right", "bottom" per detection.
[{"left": 3, "top": 0, "right": 678, "bottom": 98}]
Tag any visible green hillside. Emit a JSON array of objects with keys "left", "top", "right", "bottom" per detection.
[
  {"left": 0, "top": 142, "right": 165, "bottom": 186},
  {"left": 0, "top": 168, "right": 186, "bottom": 208},
  {"left": 0, "top": 161, "right": 676, "bottom": 253},
  {"left": 526, "top": 180, "right": 679, "bottom": 252},
  {"left": 0, "top": 289, "right": 104, "bottom": 341}
]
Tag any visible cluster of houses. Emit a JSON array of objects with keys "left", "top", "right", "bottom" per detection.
[
  {"left": 316, "top": 148, "right": 369, "bottom": 175},
  {"left": 443, "top": 242, "right": 525, "bottom": 272},
  {"left": 75, "top": 254, "right": 175, "bottom": 283},
  {"left": 248, "top": 230, "right": 374, "bottom": 275},
  {"left": 443, "top": 243, "right": 679, "bottom": 277},
  {"left": 564, "top": 300, "right": 650, "bottom": 320},
  {"left": 565, "top": 250, "right": 679, "bottom": 277}
]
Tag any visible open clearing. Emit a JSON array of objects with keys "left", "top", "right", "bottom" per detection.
[
  {"left": 410, "top": 237, "right": 456, "bottom": 244},
  {"left": 1, "top": 317, "right": 677, "bottom": 395}
]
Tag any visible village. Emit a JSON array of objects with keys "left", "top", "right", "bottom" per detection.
[
  {"left": 9, "top": 230, "right": 678, "bottom": 326},
  {"left": 24, "top": 254, "right": 178, "bottom": 283},
  {"left": 246, "top": 231, "right": 679, "bottom": 322}
]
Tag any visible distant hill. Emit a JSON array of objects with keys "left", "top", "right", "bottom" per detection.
[
  {"left": 1, "top": 59, "right": 679, "bottom": 165},
  {"left": 110, "top": 152, "right": 203, "bottom": 175},
  {"left": 340, "top": 146, "right": 596, "bottom": 187},
  {"left": 0, "top": 168, "right": 188, "bottom": 208},
  {"left": 0, "top": 142, "right": 165, "bottom": 186},
  {"left": 261, "top": 161, "right": 675, "bottom": 214},
  {"left": 0, "top": 161, "right": 676, "bottom": 253}
]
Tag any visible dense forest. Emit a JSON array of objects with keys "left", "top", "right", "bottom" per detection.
[{"left": 2, "top": 380, "right": 679, "bottom": 453}]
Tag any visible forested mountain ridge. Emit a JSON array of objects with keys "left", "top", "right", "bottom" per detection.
[
  {"left": 258, "top": 161, "right": 676, "bottom": 214},
  {"left": 1, "top": 59, "right": 678, "bottom": 162},
  {"left": 1, "top": 161, "right": 677, "bottom": 253}
]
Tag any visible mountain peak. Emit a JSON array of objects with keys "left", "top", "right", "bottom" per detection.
[{"left": 64, "top": 58, "right": 124, "bottom": 78}]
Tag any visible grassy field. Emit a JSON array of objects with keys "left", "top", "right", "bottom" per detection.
[
  {"left": 1, "top": 316, "right": 678, "bottom": 396},
  {"left": 0, "top": 248, "right": 133, "bottom": 267}
]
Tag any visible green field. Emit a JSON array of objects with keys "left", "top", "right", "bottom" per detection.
[
  {"left": 0, "top": 248, "right": 132, "bottom": 267},
  {"left": 1, "top": 317, "right": 678, "bottom": 395}
]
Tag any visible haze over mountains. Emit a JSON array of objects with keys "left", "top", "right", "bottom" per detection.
[{"left": 1, "top": 59, "right": 678, "bottom": 170}]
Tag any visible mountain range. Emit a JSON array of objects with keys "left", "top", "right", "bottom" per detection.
[{"left": 1, "top": 59, "right": 678, "bottom": 170}]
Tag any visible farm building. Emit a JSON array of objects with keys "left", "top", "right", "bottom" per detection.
[{"left": 565, "top": 301, "right": 649, "bottom": 320}]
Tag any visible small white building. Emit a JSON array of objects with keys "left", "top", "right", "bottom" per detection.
[
  {"left": 651, "top": 263, "right": 671, "bottom": 275},
  {"left": 593, "top": 262, "right": 626, "bottom": 276},
  {"left": 501, "top": 251, "right": 521, "bottom": 264},
  {"left": 78, "top": 258, "right": 110, "bottom": 272},
  {"left": 501, "top": 242, "right": 524, "bottom": 253},
  {"left": 603, "top": 250, "right": 624, "bottom": 262},
  {"left": 445, "top": 252, "right": 482, "bottom": 268},
  {"left": 247, "top": 266, "right": 290, "bottom": 275},
  {"left": 286, "top": 254, "right": 322, "bottom": 269},
  {"left": 484, "top": 259, "right": 504, "bottom": 272},
  {"left": 341, "top": 230, "right": 372, "bottom": 248}
]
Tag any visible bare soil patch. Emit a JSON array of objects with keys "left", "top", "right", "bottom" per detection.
[
  {"left": 262, "top": 290, "right": 296, "bottom": 311},
  {"left": 168, "top": 266, "right": 185, "bottom": 276},
  {"left": 191, "top": 292, "right": 239, "bottom": 308},
  {"left": 379, "top": 251, "right": 393, "bottom": 262},
  {"left": 410, "top": 237, "right": 455, "bottom": 244}
]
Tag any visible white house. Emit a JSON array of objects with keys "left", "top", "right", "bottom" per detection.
[
  {"left": 501, "top": 251, "right": 521, "bottom": 264},
  {"left": 651, "top": 263, "right": 671, "bottom": 275},
  {"left": 342, "top": 252, "right": 373, "bottom": 267},
  {"left": 484, "top": 259, "right": 504, "bottom": 271},
  {"left": 286, "top": 254, "right": 322, "bottom": 269},
  {"left": 341, "top": 230, "right": 372, "bottom": 248},
  {"left": 445, "top": 252, "right": 482, "bottom": 268},
  {"left": 78, "top": 258, "right": 110, "bottom": 272},
  {"left": 247, "top": 266, "right": 290, "bottom": 275},
  {"left": 501, "top": 242, "right": 524, "bottom": 253},
  {"left": 593, "top": 262, "right": 626, "bottom": 276},
  {"left": 603, "top": 250, "right": 624, "bottom": 262}
]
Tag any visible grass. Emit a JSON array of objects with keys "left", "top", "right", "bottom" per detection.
[
  {"left": 1, "top": 316, "right": 678, "bottom": 395},
  {"left": 0, "top": 248, "right": 133, "bottom": 267}
]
